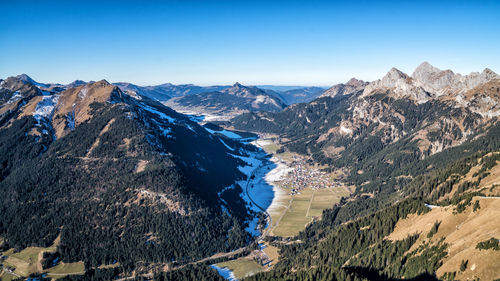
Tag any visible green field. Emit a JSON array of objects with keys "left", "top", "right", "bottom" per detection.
[
  {"left": 0, "top": 236, "right": 85, "bottom": 279},
  {"left": 270, "top": 187, "right": 350, "bottom": 237},
  {"left": 262, "top": 243, "right": 280, "bottom": 266},
  {"left": 216, "top": 258, "right": 263, "bottom": 279},
  {"left": 46, "top": 262, "right": 85, "bottom": 278},
  {"left": 308, "top": 188, "right": 349, "bottom": 217},
  {"left": 3, "top": 247, "right": 49, "bottom": 276},
  {"left": 255, "top": 139, "right": 280, "bottom": 154},
  {"left": 0, "top": 271, "right": 18, "bottom": 281}
]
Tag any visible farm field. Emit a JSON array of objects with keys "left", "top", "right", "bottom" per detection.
[
  {"left": 269, "top": 186, "right": 350, "bottom": 237},
  {"left": 3, "top": 246, "right": 52, "bottom": 276},
  {"left": 46, "top": 261, "right": 85, "bottom": 277},
  {"left": 0, "top": 236, "right": 84, "bottom": 280},
  {"left": 261, "top": 243, "right": 280, "bottom": 267},
  {"left": 216, "top": 257, "right": 264, "bottom": 279}
]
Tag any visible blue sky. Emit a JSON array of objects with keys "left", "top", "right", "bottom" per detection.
[{"left": 1, "top": 0, "right": 499, "bottom": 86}]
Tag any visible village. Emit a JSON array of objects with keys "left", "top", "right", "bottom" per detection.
[{"left": 279, "top": 155, "right": 344, "bottom": 195}]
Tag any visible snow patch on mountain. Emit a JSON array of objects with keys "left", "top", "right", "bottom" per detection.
[
  {"left": 66, "top": 111, "right": 75, "bottom": 130},
  {"left": 33, "top": 95, "right": 59, "bottom": 122},
  {"left": 141, "top": 104, "right": 176, "bottom": 123},
  {"left": 6, "top": 91, "right": 22, "bottom": 104},
  {"left": 204, "top": 127, "right": 242, "bottom": 139},
  {"left": 340, "top": 125, "right": 353, "bottom": 135},
  {"left": 219, "top": 138, "right": 235, "bottom": 151}
]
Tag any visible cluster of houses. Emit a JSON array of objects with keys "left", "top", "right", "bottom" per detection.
[{"left": 281, "top": 156, "right": 342, "bottom": 193}]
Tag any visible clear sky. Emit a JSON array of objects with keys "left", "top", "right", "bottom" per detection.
[{"left": 1, "top": 0, "right": 499, "bottom": 86}]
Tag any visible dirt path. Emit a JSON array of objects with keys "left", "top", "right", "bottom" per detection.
[
  {"left": 271, "top": 196, "right": 293, "bottom": 236},
  {"left": 305, "top": 190, "right": 316, "bottom": 218},
  {"left": 47, "top": 272, "right": 85, "bottom": 276}
]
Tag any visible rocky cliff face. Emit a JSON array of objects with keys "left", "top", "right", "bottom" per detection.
[
  {"left": 320, "top": 78, "right": 368, "bottom": 98},
  {"left": 341, "top": 63, "right": 499, "bottom": 156},
  {"left": 412, "top": 62, "right": 499, "bottom": 96},
  {"left": 233, "top": 62, "right": 500, "bottom": 164},
  {"left": 362, "top": 62, "right": 499, "bottom": 104}
]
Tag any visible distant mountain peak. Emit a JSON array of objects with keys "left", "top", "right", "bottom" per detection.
[
  {"left": 362, "top": 62, "right": 499, "bottom": 103},
  {"left": 96, "top": 79, "right": 110, "bottom": 86},
  {"left": 15, "top": 73, "right": 37, "bottom": 84},
  {"left": 233, "top": 82, "right": 243, "bottom": 88},
  {"left": 482, "top": 68, "right": 498, "bottom": 77},
  {"left": 72, "top": 80, "right": 86, "bottom": 85},
  {"left": 66, "top": 80, "right": 87, "bottom": 88},
  {"left": 385, "top": 67, "right": 408, "bottom": 80},
  {"left": 412, "top": 61, "right": 442, "bottom": 77},
  {"left": 345, "top": 78, "right": 367, "bottom": 87},
  {"left": 320, "top": 78, "right": 368, "bottom": 98}
]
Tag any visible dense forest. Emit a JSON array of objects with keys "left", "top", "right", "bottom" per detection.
[
  {"left": 244, "top": 142, "right": 500, "bottom": 280},
  {"left": 230, "top": 91, "right": 500, "bottom": 280},
  {"left": 2, "top": 75, "right": 500, "bottom": 280},
  {"left": 0, "top": 80, "right": 258, "bottom": 276}
]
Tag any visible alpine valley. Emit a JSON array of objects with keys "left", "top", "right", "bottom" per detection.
[{"left": 1, "top": 62, "right": 500, "bottom": 281}]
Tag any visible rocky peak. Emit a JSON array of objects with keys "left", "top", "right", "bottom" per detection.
[
  {"left": 362, "top": 63, "right": 499, "bottom": 103},
  {"left": 345, "top": 78, "right": 368, "bottom": 87},
  {"left": 383, "top": 67, "right": 408, "bottom": 82},
  {"left": 364, "top": 67, "right": 410, "bottom": 92},
  {"left": 66, "top": 80, "right": 87, "bottom": 88},
  {"left": 1, "top": 76, "right": 41, "bottom": 95},
  {"left": 15, "top": 74, "right": 37, "bottom": 85},
  {"left": 95, "top": 79, "right": 110, "bottom": 86},
  {"left": 411, "top": 63, "right": 456, "bottom": 95},
  {"left": 481, "top": 68, "right": 498, "bottom": 79},
  {"left": 362, "top": 67, "right": 431, "bottom": 103},
  {"left": 320, "top": 78, "right": 367, "bottom": 98},
  {"left": 14, "top": 74, "right": 54, "bottom": 89},
  {"left": 412, "top": 62, "right": 442, "bottom": 78}
]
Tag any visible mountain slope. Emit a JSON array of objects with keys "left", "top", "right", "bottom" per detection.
[
  {"left": 273, "top": 86, "right": 326, "bottom": 104},
  {"left": 232, "top": 64, "right": 499, "bottom": 168},
  {"left": 0, "top": 76, "right": 257, "bottom": 274},
  {"left": 246, "top": 141, "right": 500, "bottom": 281},
  {"left": 164, "top": 83, "right": 287, "bottom": 118},
  {"left": 320, "top": 78, "right": 368, "bottom": 98},
  {"left": 230, "top": 63, "right": 500, "bottom": 280},
  {"left": 114, "top": 82, "right": 230, "bottom": 102}
]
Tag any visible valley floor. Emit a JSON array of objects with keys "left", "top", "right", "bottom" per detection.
[{"left": 211, "top": 136, "right": 353, "bottom": 280}]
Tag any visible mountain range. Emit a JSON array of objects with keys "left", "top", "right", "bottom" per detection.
[
  {"left": 163, "top": 82, "right": 287, "bottom": 118},
  {"left": 1, "top": 62, "right": 500, "bottom": 280},
  {"left": 232, "top": 62, "right": 500, "bottom": 281},
  {"left": 0, "top": 75, "right": 259, "bottom": 274}
]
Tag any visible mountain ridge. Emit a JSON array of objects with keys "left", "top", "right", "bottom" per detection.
[{"left": 0, "top": 75, "right": 259, "bottom": 273}]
